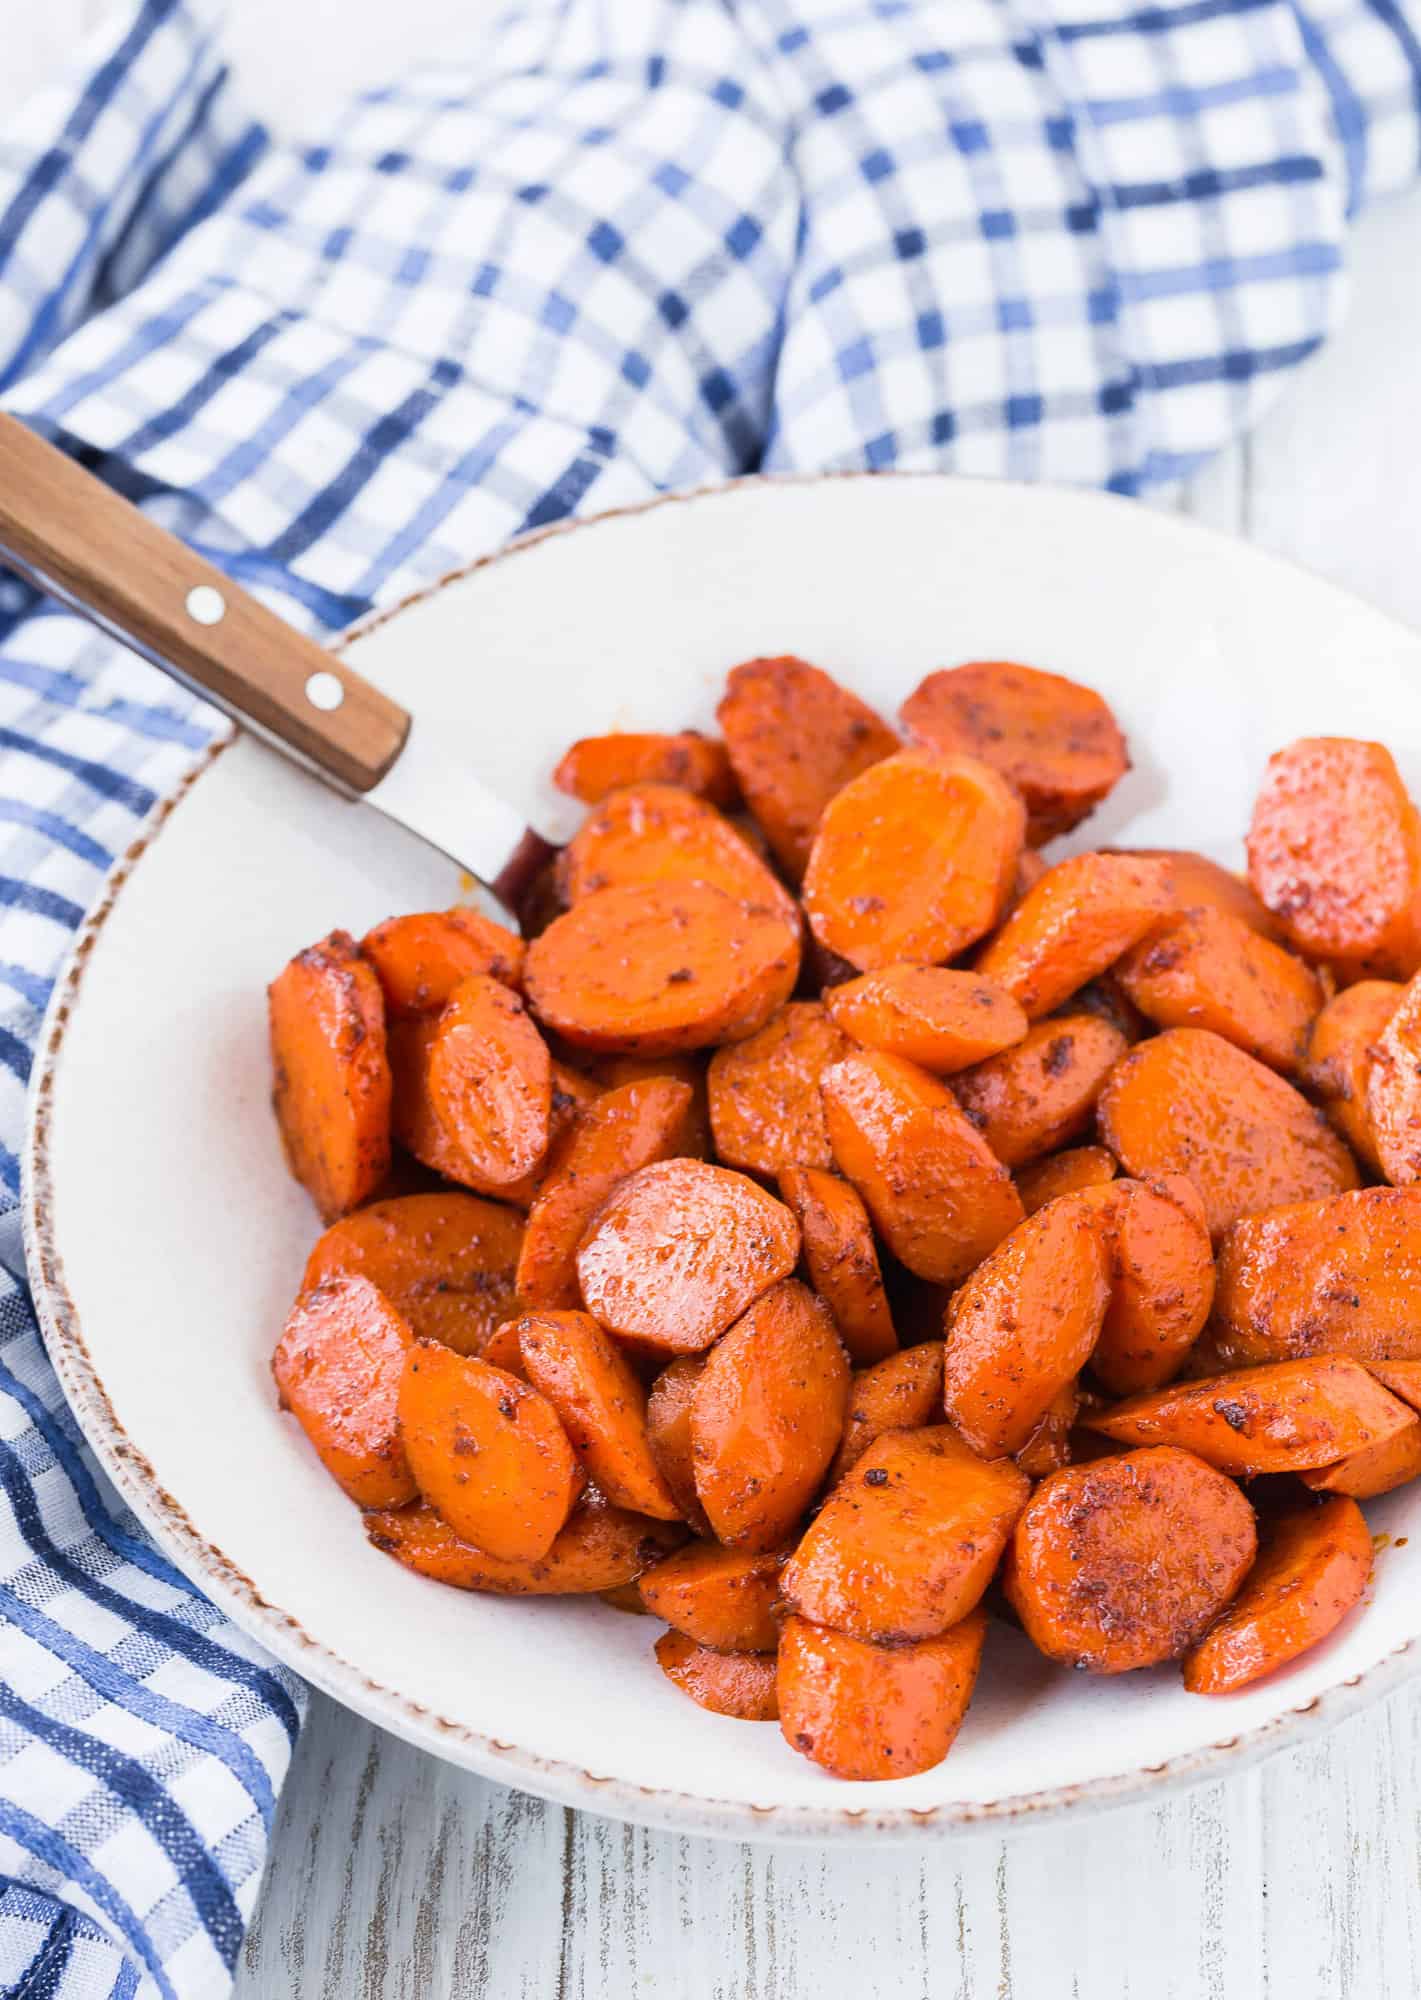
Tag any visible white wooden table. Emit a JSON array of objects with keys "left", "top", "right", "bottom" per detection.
[{"left": 8, "top": 6, "right": 1421, "bottom": 1993}]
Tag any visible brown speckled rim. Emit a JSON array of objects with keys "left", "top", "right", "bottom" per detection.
[{"left": 21, "top": 471, "right": 1421, "bottom": 1843}]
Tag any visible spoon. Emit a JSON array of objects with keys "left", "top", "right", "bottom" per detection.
[{"left": 0, "top": 414, "right": 557, "bottom": 919}]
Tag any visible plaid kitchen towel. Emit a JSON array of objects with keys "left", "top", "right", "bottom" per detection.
[{"left": 1, "top": 0, "right": 1420, "bottom": 1991}]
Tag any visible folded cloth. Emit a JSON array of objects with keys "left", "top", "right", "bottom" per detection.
[{"left": 1, "top": 0, "right": 1418, "bottom": 1991}]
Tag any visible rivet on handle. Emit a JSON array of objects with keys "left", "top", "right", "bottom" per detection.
[
  {"left": 185, "top": 584, "right": 227, "bottom": 626},
  {"left": 304, "top": 670, "right": 346, "bottom": 713}
]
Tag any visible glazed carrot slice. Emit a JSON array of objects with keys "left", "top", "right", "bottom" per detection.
[
  {"left": 1371, "top": 1359, "right": 1421, "bottom": 1411},
  {"left": 1301, "top": 1420, "right": 1421, "bottom": 1497},
  {"left": 424, "top": 974, "right": 551, "bottom": 1194},
  {"left": 976, "top": 852, "right": 1174, "bottom": 1020},
  {"left": 303, "top": 1192, "right": 524, "bottom": 1356},
  {"left": 365, "top": 1494, "right": 684, "bottom": 1594},
  {"left": 557, "top": 783, "right": 797, "bottom": 926},
  {"left": 1075, "top": 1175, "right": 1215, "bottom": 1396},
  {"left": 515, "top": 1077, "right": 694, "bottom": 1308},
  {"left": 592, "top": 1051, "right": 712, "bottom": 1158},
  {"left": 1016, "top": 1145, "right": 1117, "bottom": 1215},
  {"left": 1115, "top": 905, "right": 1321, "bottom": 1075},
  {"left": 1097, "top": 1028, "right": 1359, "bottom": 1239},
  {"left": 515, "top": 1308, "right": 682, "bottom": 1519},
  {"left": 822, "top": 1050, "right": 1023, "bottom": 1284},
  {"left": 777, "top": 1166, "right": 897, "bottom": 1365},
  {"left": 361, "top": 906, "right": 525, "bottom": 1015},
  {"left": 691, "top": 1279, "right": 850, "bottom": 1550},
  {"left": 824, "top": 964, "right": 1027, "bottom": 1073},
  {"left": 829, "top": 1344, "right": 945, "bottom": 1481},
  {"left": 269, "top": 929, "right": 391, "bottom": 1220},
  {"left": 715, "top": 655, "right": 898, "bottom": 881},
  {"left": 272, "top": 1276, "right": 416, "bottom": 1508},
  {"left": 1366, "top": 970, "right": 1421, "bottom": 1186},
  {"left": 1014, "top": 1380, "right": 1079, "bottom": 1478},
  {"left": 900, "top": 660, "right": 1128, "bottom": 843},
  {"left": 802, "top": 749, "right": 1024, "bottom": 971},
  {"left": 1247, "top": 738, "right": 1421, "bottom": 978},
  {"left": 639, "top": 1543, "right": 786, "bottom": 1653},
  {"left": 553, "top": 731, "right": 738, "bottom": 807},
  {"left": 1304, "top": 980, "right": 1400, "bottom": 1173},
  {"left": 706, "top": 1002, "right": 849, "bottom": 1176},
  {"left": 943, "top": 1193, "right": 1111, "bottom": 1456},
  {"left": 1115, "top": 848, "right": 1286, "bottom": 942},
  {"left": 951, "top": 1014, "right": 1127, "bottom": 1169},
  {"left": 1212, "top": 1189, "right": 1421, "bottom": 1365},
  {"left": 577, "top": 1158, "right": 800, "bottom": 1353},
  {"left": 1083, "top": 1358, "right": 1414, "bottom": 1476},
  {"left": 524, "top": 879, "right": 801, "bottom": 1055},
  {"left": 783, "top": 1427, "right": 1028, "bottom": 1643},
  {"left": 646, "top": 1357, "right": 710, "bottom": 1534},
  {"left": 1182, "top": 1496, "right": 1373, "bottom": 1693},
  {"left": 654, "top": 1631, "right": 780, "bottom": 1720},
  {"left": 397, "top": 1343, "right": 582, "bottom": 1561},
  {"left": 778, "top": 1609, "right": 987, "bottom": 1781},
  {"left": 480, "top": 1319, "right": 528, "bottom": 1378},
  {"left": 1004, "top": 1447, "right": 1256, "bottom": 1673}
]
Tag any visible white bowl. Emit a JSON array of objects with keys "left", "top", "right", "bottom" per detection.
[{"left": 25, "top": 473, "right": 1421, "bottom": 1841}]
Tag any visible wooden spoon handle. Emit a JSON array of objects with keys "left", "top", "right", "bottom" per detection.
[{"left": 0, "top": 414, "right": 409, "bottom": 794}]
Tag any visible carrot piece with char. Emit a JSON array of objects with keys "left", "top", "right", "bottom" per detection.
[
  {"left": 269, "top": 929, "right": 391, "bottom": 1220},
  {"left": 272, "top": 1276, "right": 416, "bottom": 1508}
]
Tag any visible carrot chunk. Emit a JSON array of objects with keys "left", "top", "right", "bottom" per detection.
[
  {"left": 654, "top": 1631, "right": 780, "bottom": 1720},
  {"left": 707, "top": 1002, "right": 849, "bottom": 1176},
  {"left": 824, "top": 964, "right": 1027, "bottom": 1073},
  {"left": 1115, "top": 905, "right": 1321, "bottom": 1075},
  {"left": 303, "top": 1192, "right": 523, "bottom": 1356},
  {"left": 553, "top": 731, "right": 737, "bottom": 807},
  {"left": 576, "top": 1158, "right": 800, "bottom": 1353},
  {"left": 715, "top": 655, "right": 898, "bottom": 880},
  {"left": 1247, "top": 738, "right": 1421, "bottom": 978},
  {"left": 422, "top": 974, "right": 551, "bottom": 1194},
  {"left": 1365, "top": 970, "right": 1421, "bottom": 1186},
  {"left": 951, "top": 1014, "right": 1127, "bottom": 1169},
  {"left": 646, "top": 1356, "right": 710, "bottom": 1534},
  {"left": 829, "top": 1344, "right": 945, "bottom": 1481},
  {"left": 822, "top": 1050, "right": 1023, "bottom": 1284},
  {"left": 900, "top": 660, "right": 1128, "bottom": 843},
  {"left": 1016, "top": 1145, "right": 1117, "bottom": 1215},
  {"left": 1076, "top": 1175, "right": 1215, "bottom": 1396},
  {"left": 976, "top": 852, "right": 1173, "bottom": 1020},
  {"left": 558, "top": 783, "right": 797, "bottom": 927},
  {"left": 361, "top": 906, "right": 524, "bottom": 1015},
  {"left": 639, "top": 1543, "right": 786, "bottom": 1653},
  {"left": 777, "top": 1166, "right": 897, "bottom": 1364},
  {"left": 1182, "top": 1496, "right": 1373, "bottom": 1693},
  {"left": 1304, "top": 979, "right": 1401, "bottom": 1173},
  {"left": 396, "top": 1343, "right": 581, "bottom": 1561},
  {"left": 802, "top": 749, "right": 1024, "bottom": 971},
  {"left": 1004, "top": 1447, "right": 1256, "bottom": 1674},
  {"left": 778, "top": 1609, "right": 987, "bottom": 1780},
  {"left": 1116, "top": 848, "right": 1286, "bottom": 942},
  {"left": 1014, "top": 1380, "right": 1079, "bottom": 1478},
  {"left": 591, "top": 1051, "right": 712, "bottom": 1157},
  {"left": 1300, "top": 1421, "right": 1421, "bottom": 1498},
  {"left": 1097, "top": 1027, "right": 1358, "bottom": 1239},
  {"left": 782, "top": 1427, "right": 1028, "bottom": 1642},
  {"left": 691, "top": 1280, "right": 850, "bottom": 1550},
  {"left": 516, "top": 1309, "right": 682, "bottom": 1519},
  {"left": 1212, "top": 1189, "right": 1421, "bottom": 1365},
  {"left": 269, "top": 929, "right": 390, "bottom": 1220},
  {"left": 365, "top": 1494, "right": 683, "bottom": 1594},
  {"left": 272, "top": 1276, "right": 416, "bottom": 1508}
]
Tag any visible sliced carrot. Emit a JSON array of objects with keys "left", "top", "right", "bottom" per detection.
[
  {"left": 1366, "top": 970, "right": 1421, "bottom": 1185},
  {"left": 361, "top": 906, "right": 525, "bottom": 1015},
  {"left": 303, "top": 1192, "right": 524, "bottom": 1356},
  {"left": 1114, "top": 848, "right": 1286, "bottom": 942},
  {"left": 396, "top": 1343, "right": 582, "bottom": 1560},
  {"left": 1071, "top": 971, "right": 1150, "bottom": 1044},
  {"left": 480, "top": 1319, "right": 528, "bottom": 1378},
  {"left": 691, "top": 1279, "right": 849, "bottom": 1550},
  {"left": 515, "top": 1077, "right": 694, "bottom": 1307},
  {"left": 715, "top": 655, "right": 898, "bottom": 881},
  {"left": 1083, "top": 1357, "right": 1414, "bottom": 1476},
  {"left": 976, "top": 852, "right": 1174, "bottom": 1020},
  {"left": 1247, "top": 738, "right": 1421, "bottom": 978},
  {"left": 577, "top": 1158, "right": 800, "bottom": 1353},
  {"left": 1097, "top": 1027, "right": 1359, "bottom": 1239},
  {"left": 777, "top": 1165, "right": 897, "bottom": 1364},
  {"left": 553, "top": 731, "right": 738, "bottom": 807},
  {"left": 1182, "top": 1496, "right": 1373, "bottom": 1693},
  {"left": 272, "top": 1276, "right": 416, "bottom": 1508},
  {"left": 830, "top": 1344, "right": 945, "bottom": 1481},
  {"left": 1301, "top": 1421, "right": 1421, "bottom": 1497},
  {"left": 1212, "top": 1189, "right": 1421, "bottom": 1365},
  {"left": 951, "top": 1013, "right": 1128, "bottom": 1169},
  {"left": 515, "top": 1308, "right": 682, "bottom": 1519},
  {"left": 1372, "top": 1359, "right": 1421, "bottom": 1411},
  {"left": 706, "top": 1002, "right": 849, "bottom": 1176},
  {"left": 654, "top": 1631, "right": 779, "bottom": 1720},
  {"left": 1004, "top": 1447, "right": 1256, "bottom": 1673},
  {"left": 269, "top": 929, "right": 391, "bottom": 1220},
  {"left": 778, "top": 1609, "right": 987, "bottom": 1780},
  {"left": 365, "top": 1494, "right": 684, "bottom": 1593},
  {"left": 824, "top": 964, "right": 1027, "bottom": 1073},
  {"left": 524, "top": 879, "right": 800, "bottom": 1055},
  {"left": 1016, "top": 1145, "right": 1118, "bottom": 1215},
  {"left": 1115, "top": 905, "right": 1321, "bottom": 1075},
  {"left": 646, "top": 1357, "right": 710, "bottom": 1534},
  {"left": 943, "top": 1193, "right": 1111, "bottom": 1456},
  {"left": 639, "top": 1543, "right": 785, "bottom": 1652},
  {"left": 802, "top": 750, "right": 1024, "bottom": 971},
  {"left": 557, "top": 782, "right": 797, "bottom": 926},
  {"left": 1076, "top": 1175, "right": 1216, "bottom": 1396},
  {"left": 900, "top": 660, "right": 1128, "bottom": 843},
  {"left": 387, "top": 1013, "right": 465, "bottom": 1186},
  {"left": 1014, "top": 1380, "right": 1079, "bottom": 1478},
  {"left": 822, "top": 1050, "right": 1023, "bottom": 1283},
  {"left": 591, "top": 1051, "right": 711, "bottom": 1157},
  {"left": 424, "top": 974, "right": 551, "bottom": 1194},
  {"left": 1304, "top": 979, "right": 1401, "bottom": 1172},
  {"left": 782, "top": 1426, "right": 1028, "bottom": 1642}
]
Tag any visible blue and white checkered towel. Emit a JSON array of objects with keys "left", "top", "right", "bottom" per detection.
[{"left": 1, "top": 0, "right": 1418, "bottom": 1990}]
